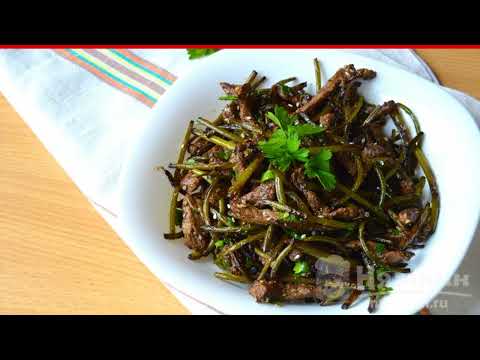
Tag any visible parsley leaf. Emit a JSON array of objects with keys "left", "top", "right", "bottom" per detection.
[
  {"left": 293, "top": 261, "right": 310, "bottom": 276},
  {"left": 285, "top": 229, "right": 306, "bottom": 240},
  {"left": 187, "top": 49, "right": 219, "bottom": 60},
  {"left": 217, "top": 149, "right": 232, "bottom": 161},
  {"left": 391, "top": 228, "right": 401, "bottom": 236},
  {"left": 280, "top": 84, "right": 291, "bottom": 95},
  {"left": 376, "top": 265, "right": 390, "bottom": 277},
  {"left": 294, "top": 123, "right": 325, "bottom": 137},
  {"left": 375, "top": 243, "right": 385, "bottom": 255},
  {"left": 214, "top": 240, "right": 225, "bottom": 249},
  {"left": 260, "top": 169, "right": 275, "bottom": 182},
  {"left": 218, "top": 95, "right": 238, "bottom": 101},
  {"left": 375, "top": 286, "right": 393, "bottom": 296},
  {"left": 260, "top": 105, "right": 328, "bottom": 173},
  {"left": 304, "top": 149, "right": 336, "bottom": 191},
  {"left": 278, "top": 212, "right": 302, "bottom": 222},
  {"left": 258, "top": 127, "right": 309, "bottom": 171},
  {"left": 266, "top": 105, "right": 297, "bottom": 131}
]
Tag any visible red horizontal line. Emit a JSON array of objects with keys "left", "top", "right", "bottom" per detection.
[{"left": 0, "top": 44, "right": 479, "bottom": 49}]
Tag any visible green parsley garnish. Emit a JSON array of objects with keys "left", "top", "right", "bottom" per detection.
[
  {"left": 293, "top": 261, "right": 310, "bottom": 276},
  {"left": 260, "top": 169, "right": 275, "bottom": 182},
  {"left": 391, "top": 228, "right": 402, "bottom": 236},
  {"left": 218, "top": 95, "right": 238, "bottom": 101},
  {"left": 278, "top": 212, "right": 301, "bottom": 222},
  {"left": 285, "top": 229, "right": 306, "bottom": 240},
  {"left": 279, "top": 84, "right": 291, "bottom": 95},
  {"left": 214, "top": 240, "right": 225, "bottom": 249},
  {"left": 187, "top": 49, "right": 219, "bottom": 60},
  {"left": 304, "top": 149, "right": 336, "bottom": 191},
  {"left": 217, "top": 149, "right": 232, "bottom": 161},
  {"left": 375, "top": 243, "right": 386, "bottom": 255},
  {"left": 376, "top": 265, "right": 393, "bottom": 278},
  {"left": 375, "top": 286, "right": 393, "bottom": 296},
  {"left": 258, "top": 105, "right": 324, "bottom": 172}
]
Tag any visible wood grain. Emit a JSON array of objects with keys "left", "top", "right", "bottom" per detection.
[{"left": 1, "top": 49, "right": 479, "bottom": 314}]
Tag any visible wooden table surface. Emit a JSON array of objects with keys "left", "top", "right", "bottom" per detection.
[{"left": 1, "top": 49, "right": 479, "bottom": 315}]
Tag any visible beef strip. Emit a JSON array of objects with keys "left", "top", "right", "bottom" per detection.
[
  {"left": 182, "top": 195, "right": 209, "bottom": 252},
  {"left": 399, "top": 178, "right": 415, "bottom": 195},
  {"left": 335, "top": 152, "right": 357, "bottom": 177},
  {"left": 297, "top": 65, "right": 376, "bottom": 115},
  {"left": 220, "top": 82, "right": 257, "bottom": 127},
  {"left": 249, "top": 279, "right": 320, "bottom": 303},
  {"left": 249, "top": 279, "right": 284, "bottom": 302},
  {"left": 289, "top": 166, "right": 328, "bottom": 216},
  {"left": 345, "top": 240, "right": 413, "bottom": 266},
  {"left": 361, "top": 143, "right": 392, "bottom": 163},
  {"left": 188, "top": 136, "right": 213, "bottom": 156},
  {"left": 326, "top": 206, "right": 365, "bottom": 221},
  {"left": 241, "top": 181, "right": 276, "bottom": 206},
  {"left": 380, "top": 250, "right": 414, "bottom": 266},
  {"left": 222, "top": 102, "right": 239, "bottom": 122},
  {"left": 229, "top": 139, "right": 258, "bottom": 173},
  {"left": 230, "top": 181, "right": 279, "bottom": 225},
  {"left": 180, "top": 172, "right": 203, "bottom": 194},
  {"left": 398, "top": 208, "right": 420, "bottom": 227},
  {"left": 314, "top": 112, "right": 336, "bottom": 129}
]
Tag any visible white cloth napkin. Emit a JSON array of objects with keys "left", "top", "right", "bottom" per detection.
[{"left": 0, "top": 49, "right": 478, "bottom": 315}]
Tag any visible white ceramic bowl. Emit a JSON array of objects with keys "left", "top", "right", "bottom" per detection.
[{"left": 119, "top": 50, "right": 480, "bottom": 314}]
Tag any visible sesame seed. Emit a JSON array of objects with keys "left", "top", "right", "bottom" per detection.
[{"left": 227, "top": 204, "right": 231, "bottom": 209}]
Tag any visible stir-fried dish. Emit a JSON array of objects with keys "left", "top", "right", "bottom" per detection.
[{"left": 159, "top": 60, "right": 439, "bottom": 313}]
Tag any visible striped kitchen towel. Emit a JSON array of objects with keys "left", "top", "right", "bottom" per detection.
[
  {"left": 0, "top": 48, "right": 478, "bottom": 314},
  {"left": 55, "top": 49, "right": 176, "bottom": 107}
]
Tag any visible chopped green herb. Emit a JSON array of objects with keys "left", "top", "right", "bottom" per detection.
[
  {"left": 392, "top": 228, "right": 402, "bottom": 236},
  {"left": 266, "top": 105, "right": 296, "bottom": 131},
  {"left": 293, "top": 261, "right": 310, "bottom": 276},
  {"left": 259, "top": 127, "right": 308, "bottom": 171},
  {"left": 293, "top": 123, "right": 325, "bottom": 137},
  {"left": 280, "top": 84, "right": 291, "bottom": 95},
  {"left": 187, "top": 49, "right": 219, "bottom": 60},
  {"left": 260, "top": 169, "right": 275, "bottom": 182},
  {"left": 217, "top": 149, "right": 232, "bottom": 161},
  {"left": 304, "top": 149, "right": 336, "bottom": 191},
  {"left": 214, "top": 240, "right": 225, "bottom": 249},
  {"left": 375, "top": 286, "right": 393, "bottom": 296},
  {"left": 214, "top": 255, "right": 231, "bottom": 270},
  {"left": 375, "top": 243, "right": 386, "bottom": 254},
  {"left": 278, "top": 212, "right": 301, "bottom": 222},
  {"left": 185, "top": 158, "right": 196, "bottom": 165},
  {"left": 285, "top": 229, "right": 306, "bottom": 240},
  {"left": 260, "top": 106, "right": 325, "bottom": 172},
  {"left": 376, "top": 265, "right": 392, "bottom": 278},
  {"left": 218, "top": 95, "right": 238, "bottom": 101}
]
